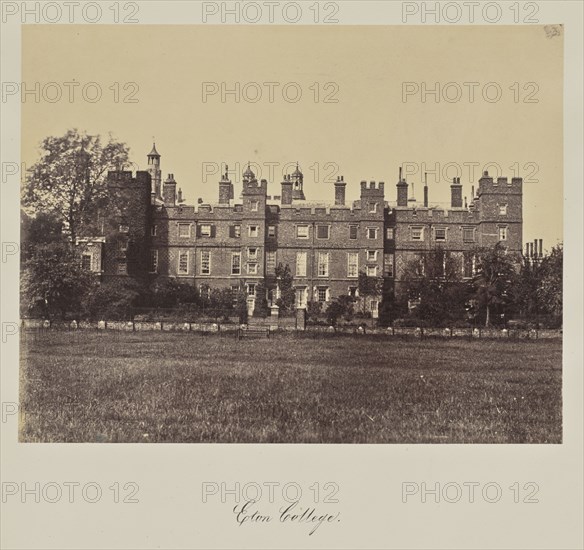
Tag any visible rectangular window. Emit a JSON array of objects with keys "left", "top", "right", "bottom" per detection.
[
  {"left": 296, "top": 225, "right": 309, "bottom": 239},
  {"left": 295, "top": 287, "right": 307, "bottom": 308},
  {"left": 411, "top": 226, "right": 423, "bottom": 241},
  {"left": 317, "top": 225, "right": 330, "bottom": 239},
  {"left": 231, "top": 253, "right": 241, "bottom": 275},
  {"left": 178, "top": 251, "right": 189, "bottom": 275},
  {"left": 151, "top": 225, "right": 157, "bottom": 237},
  {"left": 247, "top": 284, "right": 256, "bottom": 296},
  {"left": 247, "top": 263, "right": 258, "bottom": 275},
  {"left": 317, "top": 252, "right": 329, "bottom": 277},
  {"left": 384, "top": 254, "right": 394, "bottom": 277},
  {"left": 348, "top": 286, "right": 357, "bottom": 298},
  {"left": 199, "top": 250, "right": 210, "bottom": 275},
  {"left": 149, "top": 250, "right": 158, "bottom": 273},
  {"left": 119, "top": 240, "right": 127, "bottom": 253},
  {"left": 367, "top": 227, "right": 378, "bottom": 239},
  {"left": 248, "top": 225, "right": 259, "bottom": 238},
  {"left": 178, "top": 223, "right": 191, "bottom": 238},
  {"left": 119, "top": 225, "right": 129, "bottom": 234},
  {"left": 498, "top": 226, "right": 508, "bottom": 241},
  {"left": 229, "top": 225, "right": 241, "bottom": 238},
  {"left": 200, "top": 224, "right": 212, "bottom": 237},
  {"left": 386, "top": 227, "right": 394, "bottom": 240},
  {"left": 81, "top": 254, "right": 92, "bottom": 271},
  {"left": 268, "top": 225, "right": 276, "bottom": 237},
  {"left": 370, "top": 299, "right": 379, "bottom": 316},
  {"left": 248, "top": 247, "right": 258, "bottom": 260},
  {"left": 266, "top": 250, "right": 276, "bottom": 273},
  {"left": 349, "top": 225, "right": 358, "bottom": 240},
  {"left": 463, "top": 253, "right": 476, "bottom": 278},
  {"left": 367, "top": 250, "right": 377, "bottom": 262},
  {"left": 317, "top": 287, "right": 328, "bottom": 303},
  {"left": 296, "top": 251, "right": 307, "bottom": 277},
  {"left": 463, "top": 228, "right": 475, "bottom": 243},
  {"left": 250, "top": 200, "right": 259, "bottom": 212},
  {"left": 369, "top": 202, "right": 378, "bottom": 213},
  {"left": 117, "top": 261, "right": 127, "bottom": 275},
  {"left": 347, "top": 252, "right": 359, "bottom": 278},
  {"left": 367, "top": 265, "right": 377, "bottom": 277},
  {"left": 435, "top": 228, "right": 447, "bottom": 241},
  {"left": 499, "top": 204, "right": 508, "bottom": 215}
]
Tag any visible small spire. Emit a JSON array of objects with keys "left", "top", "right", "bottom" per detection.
[{"left": 148, "top": 141, "right": 160, "bottom": 157}]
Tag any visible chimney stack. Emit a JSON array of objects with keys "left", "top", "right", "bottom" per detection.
[
  {"left": 538, "top": 239, "right": 543, "bottom": 257},
  {"left": 423, "top": 172, "right": 428, "bottom": 207},
  {"left": 334, "top": 175, "right": 346, "bottom": 206},
  {"left": 450, "top": 176, "right": 463, "bottom": 208},
  {"left": 163, "top": 173, "right": 177, "bottom": 207},
  {"left": 396, "top": 166, "right": 408, "bottom": 207},
  {"left": 218, "top": 164, "right": 232, "bottom": 205},
  {"left": 281, "top": 175, "right": 293, "bottom": 205}
]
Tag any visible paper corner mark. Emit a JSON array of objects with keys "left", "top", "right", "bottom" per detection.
[{"left": 543, "top": 25, "right": 563, "bottom": 39}]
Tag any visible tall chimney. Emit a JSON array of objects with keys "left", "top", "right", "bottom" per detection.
[
  {"left": 334, "top": 175, "right": 346, "bottom": 206},
  {"left": 529, "top": 242, "right": 534, "bottom": 258},
  {"left": 218, "top": 164, "right": 232, "bottom": 205},
  {"left": 525, "top": 243, "right": 529, "bottom": 257},
  {"left": 281, "top": 175, "right": 293, "bottom": 205},
  {"left": 163, "top": 173, "right": 177, "bottom": 207},
  {"left": 396, "top": 167, "right": 408, "bottom": 207},
  {"left": 450, "top": 177, "right": 462, "bottom": 208},
  {"left": 538, "top": 239, "right": 543, "bottom": 257},
  {"left": 423, "top": 172, "right": 428, "bottom": 207}
]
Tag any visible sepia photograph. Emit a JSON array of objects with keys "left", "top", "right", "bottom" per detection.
[
  {"left": 17, "top": 24, "right": 564, "bottom": 444},
  {"left": 2, "top": 3, "right": 583, "bottom": 550}
]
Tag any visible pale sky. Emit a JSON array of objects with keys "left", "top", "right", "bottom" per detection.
[{"left": 22, "top": 25, "right": 563, "bottom": 249}]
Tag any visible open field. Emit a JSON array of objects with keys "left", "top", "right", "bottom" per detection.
[{"left": 19, "top": 331, "right": 562, "bottom": 443}]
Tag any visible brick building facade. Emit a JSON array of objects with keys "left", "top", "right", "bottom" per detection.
[{"left": 79, "top": 145, "right": 523, "bottom": 317}]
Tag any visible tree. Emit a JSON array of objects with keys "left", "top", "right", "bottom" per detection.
[
  {"left": 275, "top": 263, "right": 295, "bottom": 314},
  {"left": 84, "top": 278, "right": 147, "bottom": 321},
  {"left": 326, "top": 295, "right": 355, "bottom": 326},
  {"left": 306, "top": 300, "right": 323, "bottom": 323},
  {"left": 253, "top": 280, "right": 270, "bottom": 317},
  {"left": 234, "top": 288, "right": 249, "bottom": 324},
  {"left": 471, "top": 243, "right": 518, "bottom": 327},
  {"left": 357, "top": 271, "right": 383, "bottom": 315},
  {"left": 511, "top": 254, "right": 541, "bottom": 320},
  {"left": 146, "top": 278, "right": 199, "bottom": 310},
  {"left": 22, "top": 129, "right": 130, "bottom": 242},
  {"left": 21, "top": 242, "right": 96, "bottom": 319},
  {"left": 402, "top": 248, "right": 467, "bottom": 326},
  {"left": 208, "top": 288, "right": 235, "bottom": 320},
  {"left": 538, "top": 243, "right": 563, "bottom": 320},
  {"left": 20, "top": 210, "right": 64, "bottom": 261}
]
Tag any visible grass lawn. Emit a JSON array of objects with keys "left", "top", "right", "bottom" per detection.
[{"left": 19, "top": 331, "right": 562, "bottom": 443}]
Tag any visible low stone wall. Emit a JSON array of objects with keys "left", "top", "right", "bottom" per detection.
[{"left": 20, "top": 319, "right": 562, "bottom": 339}]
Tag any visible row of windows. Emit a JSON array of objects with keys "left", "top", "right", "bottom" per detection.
[
  {"left": 153, "top": 224, "right": 381, "bottom": 240},
  {"left": 149, "top": 250, "right": 386, "bottom": 278},
  {"left": 292, "top": 286, "right": 379, "bottom": 312},
  {"left": 409, "top": 226, "right": 509, "bottom": 242},
  {"left": 155, "top": 224, "right": 265, "bottom": 239},
  {"left": 150, "top": 250, "right": 278, "bottom": 276}
]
